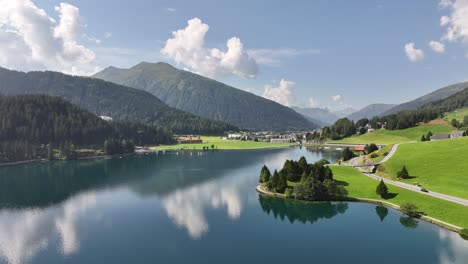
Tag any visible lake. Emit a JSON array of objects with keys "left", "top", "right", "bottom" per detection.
[{"left": 0, "top": 147, "right": 467, "bottom": 264}]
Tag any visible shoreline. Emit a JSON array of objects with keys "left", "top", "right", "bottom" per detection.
[
  {"left": 256, "top": 184, "right": 462, "bottom": 234},
  {"left": 0, "top": 145, "right": 293, "bottom": 168},
  {"left": 0, "top": 152, "right": 137, "bottom": 168},
  {"left": 154, "top": 144, "right": 296, "bottom": 152}
]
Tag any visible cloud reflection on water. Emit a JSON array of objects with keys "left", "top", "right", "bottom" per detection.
[{"left": 0, "top": 192, "right": 96, "bottom": 264}]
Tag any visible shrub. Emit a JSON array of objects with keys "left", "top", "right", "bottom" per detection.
[
  {"left": 284, "top": 187, "right": 294, "bottom": 198},
  {"left": 369, "top": 153, "right": 378, "bottom": 158},
  {"left": 400, "top": 202, "right": 420, "bottom": 218},
  {"left": 460, "top": 228, "right": 468, "bottom": 239}
]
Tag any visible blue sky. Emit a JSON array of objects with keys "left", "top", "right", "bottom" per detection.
[{"left": 3, "top": 0, "right": 468, "bottom": 110}]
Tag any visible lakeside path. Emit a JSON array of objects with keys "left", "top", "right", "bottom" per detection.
[{"left": 349, "top": 144, "right": 468, "bottom": 207}]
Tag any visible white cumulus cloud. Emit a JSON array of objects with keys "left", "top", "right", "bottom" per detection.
[
  {"left": 0, "top": 0, "right": 96, "bottom": 74},
  {"left": 248, "top": 48, "right": 320, "bottom": 66},
  {"left": 439, "top": 0, "right": 454, "bottom": 8},
  {"left": 441, "top": 0, "right": 468, "bottom": 43},
  {"left": 331, "top": 94, "right": 342, "bottom": 102},
  {"left": 429, "top": 40, "right": 446, "bottom": 53},
  {"left": 161, "top": 18, "right": 258, "bottom": 79},
  {"left": 308, "top": 97, "right": 320, "bottom": 108},
  {"left": 404, "top": 42, "right": 425, "bottom": 62},
  {"left": 440, "top": 15, "right": 451, "bottom": 26},
  {"left": 262, "top": 79, "right": 295, "bottom": 106}
]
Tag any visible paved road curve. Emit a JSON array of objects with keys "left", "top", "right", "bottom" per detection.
[{"left": 348, "top": 144, "right": 468, "bottom": 207}]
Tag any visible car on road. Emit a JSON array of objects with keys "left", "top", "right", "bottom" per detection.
[{"left": 421, "top": 188, "right": 429, "bottom": 193}]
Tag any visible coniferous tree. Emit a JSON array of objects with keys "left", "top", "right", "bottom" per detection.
[
  {"left": 259, "top": 165, "right": 271, "bottom": 183},
  {"left": 397, "top": 166, "right": 409, "bottom": 179},
  {"left": 376, "top": 180, "right": 389, "bottom": 198},
  {"left": 268, "top": 170, "right": 280, "bottom": 191},
  {"left": 341, "top": 147, "right": 355, "bottom": 161}
]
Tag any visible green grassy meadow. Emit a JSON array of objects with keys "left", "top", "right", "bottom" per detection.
[
  {"left": 376, "top": 136, "right": 468, "bottom": 199},
  {"left": 331, "top": 166, "right": 468, "bottom": 228},
  {"left": 154, "top": 136, "right": 293, "bottom": 150},
  {"left": 328, "top": 122, "right": 453, "bottom": 145},
  {"left": 444, "top": 107, "right": 468, "bottom": 122}
]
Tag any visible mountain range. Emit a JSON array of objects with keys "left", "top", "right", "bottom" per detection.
[
  {"left": 291, "top": 107, "right": 340, "bottom": 126},
  {"left": 346, "top": 103, "right": 396, "bottom": 121},
  {"left": 94, "top": 62, "right": 318, "bottom": 131},
  {"left": 381, "top": 81, "right": 468, "bottom": 116},
  {"left": 0, "top": 67, "right": 236, "bottom": 134}
]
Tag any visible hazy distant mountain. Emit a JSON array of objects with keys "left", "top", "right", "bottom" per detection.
[
  {"left": 94, "top": 62, "right": 318, "bottom": 131},
  {"left": 347, "top": 103, "right": 396, "bottom": 121},
  {"left": 0, "top": 67, "right": 236, "bottom": 134},
  {"left": 332, "top": 107, "right": 357, "bottom": 118},
  {"left": 292, "top": 107, "right": 340, "bottom": 125},
  {"left": 381, "top": 81, "right": 468, "bottom": 116}
]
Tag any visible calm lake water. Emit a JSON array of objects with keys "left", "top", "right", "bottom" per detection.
[{"left": 0, "top": 147, "right": 467, "bottom": 264}]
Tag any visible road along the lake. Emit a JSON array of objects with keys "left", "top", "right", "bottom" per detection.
[{"left": 348, "top": 144, "right": 468, "bottom": 207}]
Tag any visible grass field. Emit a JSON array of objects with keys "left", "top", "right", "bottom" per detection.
[
  {"left": 154, "top": 136, "right": 293, "bottom": 150},
  {"left": 367, "top": 144, "right": 394, "bottom": 163},
  {"left": 444, "top": 107, "right": 468, "bottom": 122},
  {"left": 328, "top": 121, "right": 453, "bottom": 145},
  {"left": 331, "top": 166, "right": 468, "bottom": 228},
  {"left": 376, "top": 136, "right": 468, "bottom": 200}
]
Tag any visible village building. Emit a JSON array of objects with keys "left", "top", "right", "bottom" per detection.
[
  {"left": 430, "top": 134, "right": 450, "bottom": 141},
  {"left": 227, "top": 133, "right": 242, "bottom": 140},
  {"left": 450, "top": 130, "right": 465, "bottom": 139},
  {"left": 270, "top": 138, "right": 291, "bottom": 143},
  {"left": 354, "top": 145, "right": 366, "bottom": 154}
]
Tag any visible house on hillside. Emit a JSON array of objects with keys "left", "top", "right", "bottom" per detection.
[
  {"left": 354, "top": 145, "right": 366, "bottom": 154},
  {"left": 450, "top": 130, "right": 465, "bottom": 139},
  {"left": 430, "top": 134, "right": 450, "bottom": 141}
]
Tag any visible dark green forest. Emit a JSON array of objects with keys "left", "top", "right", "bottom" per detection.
[
  {"left": 0, "top": 95, "right": 174, "bottom": 163},
  {"left": 259, "top": 157, "right": 346, "bottom": 201}
]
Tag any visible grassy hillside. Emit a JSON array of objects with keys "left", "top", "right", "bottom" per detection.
[
  {"left": 376, "top": 137, "right": 468, "bottom": 199},
  {"left": 444, "top": 107, "right": 468, "bottom": 122},
  {"left": 329, "top": 121, "right": 453, "bottom": 144},
  {"left": 155, "top": 136, "right": 292, "bottom": 150},
  {"left": 331, "top": 166, "right": 468, "bottom": 228},
  {"left": 0, "top": 67, "right": 236, "bottom": 134},
  {"left": 94, "top": 62, "right": 318, "bottom": 131}
]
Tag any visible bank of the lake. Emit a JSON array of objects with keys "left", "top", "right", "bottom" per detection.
[
  {"left": 258, "top": 165, "right": 468, "bottom": 234},
  {"left": 154, "top": 136, "right": 294, "bottom": 150}
]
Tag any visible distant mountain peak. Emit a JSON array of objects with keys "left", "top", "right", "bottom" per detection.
[
  {"left": 347, "top": 103, "right": 397, "bottom": 121},
  {"left": 94, "top": 62, "right": 318, "bottom": 131}
]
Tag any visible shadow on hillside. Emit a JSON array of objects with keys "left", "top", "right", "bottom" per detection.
[
  {"left": 335, "top": 180, "right": 349, "bottom": 186},
  {"left": 382, "top": 193, "right": 398, "bottom": 199}
]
